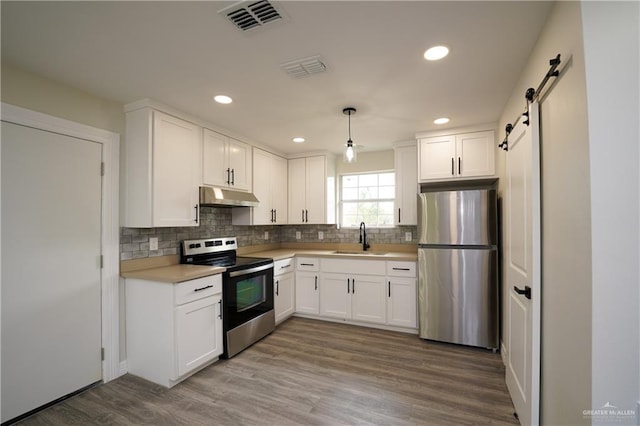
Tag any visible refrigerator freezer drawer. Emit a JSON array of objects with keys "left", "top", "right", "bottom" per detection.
[
  {"left": 417, "top": 189, "right": 497, "bottom": 246},
  {"left": 418, "top": 248, "right": 498, "bottom": 349}
]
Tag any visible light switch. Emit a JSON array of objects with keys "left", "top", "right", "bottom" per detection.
[
  {"left": 149, "top": 237, "right": 158, "bottom": 251},
  {"left": 405, "top": 232, "right": 412, "bottom": 242}
]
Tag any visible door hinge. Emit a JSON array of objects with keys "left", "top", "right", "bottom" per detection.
[
  {"left": 101, "top": 347, "right": 105, "bottom": 361},
  {"left": 101, "top": 162, "right": 105, "bottom": 176}
]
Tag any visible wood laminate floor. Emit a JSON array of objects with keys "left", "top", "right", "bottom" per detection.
[{"left": 17, "top": 317, "right": 517, "bottom": 425}]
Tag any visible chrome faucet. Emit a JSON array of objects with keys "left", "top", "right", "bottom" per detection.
[{"left": 359, "top": 222, "right": 370, "bottom": 251}]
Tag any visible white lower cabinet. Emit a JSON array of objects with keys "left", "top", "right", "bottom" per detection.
[
  {"left": 292, "top": 257, "right": 417, "bottom": 331},
  {"left": 386, "top": 261, "right": 417, "bottom": 328},
  {"left": 386, "top": 277, "right": 417, "bottom": 328},
  {"left": 320, "top": 273, "right": 387, "bottom": 324},
  {"left": 295, "top": 271, "right": 319, "bottom": 315},
  {"left": 274, "top": 258, "right": 295, "bottom": 324},
  {"left": 125, "top": 274, "right": 223, "bottom": 388},
  {"left": 175, "top": 295, "right": 223, "bottom": 377}
]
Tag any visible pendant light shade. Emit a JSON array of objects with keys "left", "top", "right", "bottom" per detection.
[{"left": 343, "top": 107, "right": 357, "bottom": 163}]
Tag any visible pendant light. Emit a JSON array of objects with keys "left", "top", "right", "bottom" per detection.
[{"left": 343, "top": 107, "right": 357, "bottom": 163}]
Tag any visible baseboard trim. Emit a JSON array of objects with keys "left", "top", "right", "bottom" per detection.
[
  {"left": 500, "top": 341, "right": 507, "bottom": 365},
  {"left": 292, "top": 313, "right": 419, "bottom": 335}
]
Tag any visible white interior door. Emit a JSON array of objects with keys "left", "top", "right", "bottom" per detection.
[
  {"left": 504, "top": 102, "right": 541, "bottom": 425},
  {"left": 1, "top": 121, "right": 103, "bottom": 423}
]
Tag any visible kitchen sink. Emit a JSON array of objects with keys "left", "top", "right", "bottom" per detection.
[{"left": 332, "top": 250, "right": 388, "bottom": 256}]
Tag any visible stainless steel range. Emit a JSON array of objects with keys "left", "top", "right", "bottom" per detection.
[{"left": 181, "top": 237, "right": 274, "bottom": 358}]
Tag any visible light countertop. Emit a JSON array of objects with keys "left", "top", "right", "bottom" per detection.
[
  {"left": 120, "top": 244, "right": 417, "bottom": 283},
  {"left": 247, "top": 248, "right": 418, "bottom": 262},
  {"left": 120, "top": 264, "right": 226, "bottom": 283}
]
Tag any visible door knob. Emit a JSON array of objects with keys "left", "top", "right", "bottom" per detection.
[{"left": 513, "top": 285, "right": 532, "bottom": 300}]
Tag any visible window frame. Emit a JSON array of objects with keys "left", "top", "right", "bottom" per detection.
[{"left": 338, "top": 170, "right": 396, "bottom": 228}]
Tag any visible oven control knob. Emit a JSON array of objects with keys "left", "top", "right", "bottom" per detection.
[{"left": 189, "top": 243, "right": 201, "bottom": 249}]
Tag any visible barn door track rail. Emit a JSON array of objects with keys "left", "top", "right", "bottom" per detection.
[{"left": 498, "top": 54, "right": 561, "bottom": 152}]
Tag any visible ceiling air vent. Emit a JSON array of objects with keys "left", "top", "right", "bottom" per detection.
[
  {"left": 220, "top": 0, "right": 284, "bottom": 32},
  {"left": 280, "top": 56, "right": 327, "bottom": 79}
]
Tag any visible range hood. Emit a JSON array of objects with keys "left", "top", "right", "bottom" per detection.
[{"left": 199, "top": 186, "right": 260, "bottom": 207}]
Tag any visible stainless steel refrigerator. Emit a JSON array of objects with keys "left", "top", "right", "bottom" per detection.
[{"left": 417, "top": 188, "right": 498, "bottom": 349}]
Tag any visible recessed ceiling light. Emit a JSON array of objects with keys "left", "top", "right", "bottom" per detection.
[
  {"left": 292, "top": 137, "right": 305, "bottom": 143},
  {"left": 214, "top": 95, "right": 233, "bottom": 104},
  {"left": 434, "top": 117, "right": 450, "bottom": 125},
  {"left": 424, "top": 46, "right": 449, "bottom": 61}
]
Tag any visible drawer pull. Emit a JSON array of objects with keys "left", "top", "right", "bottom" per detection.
[
  {"left": 392, "top": 267, "right": 411, "bottom": 271},
  {"left": 280, "top": 265, "right": 291, "bottom": 269},
  {"left": 194, "top": 285, "right": 213, "bottom": 292},
  {"left": 300, "top": 263, "right": 315, "bottom": 266}
]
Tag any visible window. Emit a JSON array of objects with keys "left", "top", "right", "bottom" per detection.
[{"left": 340, "top": 172, "right": 395, "bottom": 227}]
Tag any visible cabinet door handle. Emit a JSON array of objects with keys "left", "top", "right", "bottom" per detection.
[
  {"left": 274, "top": 209, "right": 277, "bottom": 223},
  {"left": 194, "top": 205, "right": 199, "bottom": 223},
  {"left": 392, "top": 267, "right": 411, "bottom": 271},
  {"left": 301, "top": 209, "right": 305, "bottom": 222},
  {"left": 218, "top": 299, "right": 222, "bottom": 319},
  {"left": 231, "top": 168, "right": 235, "bottom": 185},
  {"left": 300, "top": 263, "right": 315, "bottom": 267},
  {"left": 458, "top": 157, "right": 461, "bottom": 175},
  {"left": 352, "top": 278, "right": 355, "bottom": 294},
  {"left": 398, "top": 208, "right": 401, "bottom": 223},
  {"left": 226, "top": 168, "right": 231, "bottom": 185},
  {"left": 388, "top": 281, "right": 391, "bottom": 297},
  {"left": 451, "top": 158, "right": 454, "bottom": 175},
  {"left": 346, "top": 278, "right": 350, "bottom": 294},
  {"left": 194, "top": 284, "right": 213, "bottom": 292},
  {"left": 314, "top": 276, "right": 318, "bottom": 290},
  {"left": 275, "top": 280, "right": 279, "bottom": 296}
]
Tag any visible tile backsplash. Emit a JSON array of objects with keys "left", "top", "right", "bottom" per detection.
[{"left": 120, "top": 207, "right": 417, "bottom": 260}]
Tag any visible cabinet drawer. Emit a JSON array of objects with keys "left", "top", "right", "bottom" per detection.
[
  {"left": 387, "top": 261, "right": 416, "bottom": 277},
  {"left": 274, "top": 258, "right": 294, "bottom": 276},
  {"left": 321, "top": 258, "right": 386, "bottom": 276},
  {"left": 297, "top": 257, "right": 319, "bottom": 271},
  {"left": 175, "top": 275, "right": 222, "bottom": 306}
]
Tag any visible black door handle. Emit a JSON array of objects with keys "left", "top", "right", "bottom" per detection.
[
  {"left": 513, "top": 285, "right": 532, "bottom": 300},
  {"left": 314, "top": 276, "right": 318, "bottom": 290},
  {"left": 231, "top": 168, "right": 235, "bottom": 185},
  {"left": 346, "top": 278, "right": 350, "bottom": 294}
]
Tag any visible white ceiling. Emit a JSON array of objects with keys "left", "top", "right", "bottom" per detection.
[{"left": 1, "top": 1, "right": 553, "bottom": 156}]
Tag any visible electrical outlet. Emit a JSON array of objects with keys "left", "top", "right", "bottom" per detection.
[
  {"left": 149, "top": 237, "right": 158, "bottom": 251},
  {"left": 264, "top": 231, "right": 269, "bottom": 240},
  {"left": 318, "top": 231, "right": 324, "bottom": 240},
  {"left": 296, "top": 231, "right": 301, "bottom": 240},
  {"left": 405, "top": 232, "right": 412, "bottom": 242}
]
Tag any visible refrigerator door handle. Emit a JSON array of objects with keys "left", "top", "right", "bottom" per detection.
[{"left": 513, "top": 285, "right": 532, "bottom": 300}]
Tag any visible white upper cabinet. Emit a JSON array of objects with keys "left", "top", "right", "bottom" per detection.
[
  {"left": 233, "top": 148, "right": 287, "bottom": 225},
  {"left": 418, "top": 130, "right": 495, "bottom": 182},
  {"left": 203, "top": 129, "right": 251, "bottom": 191},
  {"left": 288, "top": 155, "right": 335, "bottom": 225},
  {"left": 394, "top": 144, "right": 418, "bottom": 225},
  {"left": 124, "top": 107, "right": 201, "bottom": 227}
]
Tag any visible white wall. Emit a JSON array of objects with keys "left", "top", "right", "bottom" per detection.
[
  {"left": 581, "top": 1, "right": 640, "bottom": 421},
  {"left": 498, "top": 1, "right": 640, "bottom": 423},
  {"left": 497, "top": 2, "right": 593, "bottom": 423},
  {"left": 335, "top": 149, "right": 395, "bottom": 175}
]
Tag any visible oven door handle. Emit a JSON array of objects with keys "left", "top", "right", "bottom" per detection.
[{"left": 228, "top": 263, "right": 274, "bottom": 278}]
